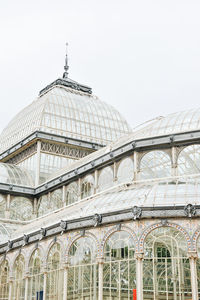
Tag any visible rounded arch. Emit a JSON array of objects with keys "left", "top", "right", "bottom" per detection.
[
  {"left": 139, "top": 150, "right": 172, "bottom": 180},
  {"left": 98, "top": 166, "right": 114, "bottom": 192},
  {"left": 10, "top": 249, "right": 27, "bottom": 272},
  {"left": 192, "top": 227, "right": 200, "bottom": 253},
  {"left": 177, "top": 144, "right": 200, "bottom": 175},
  {"left": 10, "top": 196, "right": 33, "bottom": 221},
  {"left": 117, "top": 157, "right": 134, "bottom": 183},
  {"left": 44, "top": 238, "right": 65, "bottom": 266},
  {"left": 139, "top": 222, "right": 192, "bottom": 253},
  {"left": 101, "top": 225, "right": 139, "bottom": 256},
  {"left": 65, "top": 231, "right": 100, "bottom": 262},
  {"left": 26, "top": 244, "right": 45, "bottom": 270}
]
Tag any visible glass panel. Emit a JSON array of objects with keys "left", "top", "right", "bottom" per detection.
[
  {"left": 178, "top": 145, "right": 200, "bottom": 175},
  {"left": 28, "top": 249, "right": 44, "bottom": 300},
  {"left": 10, "top": 196, "right": 33, "bottom": 221},
  {"left": 13, "top": 255, "right": 25, "bottom": 300},
  {"left": 81, "top": 175, "right": 94, "bottom": 199},
  {"left": 117, "top": 158, "right": 134, "bottom": 184},
  {"left": 143, "top": 227, "right": 192, "bottom": 299},
  {"left": 0, "top": 260, "right": 9, "bottom": 300},
  {"left": 140, "top": 151, "right": 171, "bottom": 180},
  {"left": 98, "top": 167, "right": 113, "bottom": 192},
  {"left": 65, "top": 182, "right": 79, "bottom": 206},
  {"left": 46, "top": 243, "right": 63, "bottom": 300},
  {"left": 68, "top": 237, "right": 98, "bottom": 299}
]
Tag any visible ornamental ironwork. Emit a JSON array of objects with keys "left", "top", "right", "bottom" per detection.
[
  {"left": 184, "top": 204, "right": 196, "bottom": 218},
  {"left": 93, "top": 214, "right": 102, "bottom": 227},
  {"left": 132, "top": 206, "right": 142, "bottom": 220}
]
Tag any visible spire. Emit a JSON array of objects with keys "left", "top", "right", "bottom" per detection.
[{"left": 63, "top": 42, "right": 69, "bottom": 79}]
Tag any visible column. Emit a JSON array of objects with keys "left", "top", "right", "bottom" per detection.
[
  {"left": 24, "top": 273, "right": 29, "bottom": 300},
  {"left": 63, "top": 263, "right": 69, "bottom": 300},
  {"left": 62, "top": 185, "right": 66, "bottom": 207},
  {"left": 188, "top": 251, "right": 198, "bottom": 300},
  {"left": 8, "top": 276, "right": 14, "bottom": 300},
  {"left": 35, "top": 140, "right": 41, "bottom": 186},
  {"left": 43, "top": 270, "right": 47, "bottom": 300},
  {"left": 171, "top": 146, "right": 178, "bottom": 177},
  {"left": 97, "top": 257, "right": 104, "bottom": 300},
  {"left": 113, "top": 162, "right": 117, "bottom": 182},
  {"left": 5, "top": 194, "right": 10, "bottom": 219},
  {"left": 94, "top": 170, "right": 98, "bottom": 194},
  {"left": 134, "top": 151, "right": 138, "bottom": 181},
  {"left": 135, "top": 252, "right": 144, "bottom": 300}
]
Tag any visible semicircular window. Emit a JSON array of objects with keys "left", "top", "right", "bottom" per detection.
[
  {"left": 10, "top": 197, "right": 33, "bottom": 221},
  {"left": 98, "top": 167, "right": 113, "bottom": 192},
  {"left": 178, "top": 145, "right": 200, "bottom": 175},
  {"left": 140, "top": 151, "right": 171, "bottom": 180},
  {"left": 117, "top": 157, "right": 134, "bottom": 183}
]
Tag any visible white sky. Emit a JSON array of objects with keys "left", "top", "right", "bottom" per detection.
[{"left": 0, "top": 0, "right": 200, "bottom": 132}]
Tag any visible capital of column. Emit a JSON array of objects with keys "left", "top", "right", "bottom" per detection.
[
  {"left": 187, "top": 251, "right": 198, "bottom": 260},
  {"left": 97, "top": 257, "right": 104, "bottom": 264},
  {"left": 62, "top": 262, "right": 70, "bottom": 270},
  {"left": 134, "top": 252, "right": 144, "bottom": 260}
]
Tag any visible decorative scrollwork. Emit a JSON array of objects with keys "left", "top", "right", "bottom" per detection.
[
  {"left": 132, "top": 206, "right": 142, "bottom": 220},
  {"left": 93, "top": 214, "right": 102, "bottom": 227},
  {"left": 23, "top": 234, "right": 29, "bottom": 245},
  {"left": 184, "top": 204, "right": 196, "bottom": 218},
  {"left": 60, "top": 220, "right": 67, "bottom": 231}
]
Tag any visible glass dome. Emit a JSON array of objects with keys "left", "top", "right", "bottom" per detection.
[
  {"left": 133, "top": 107, "right": 200, "bottom": 139},
  {"left": 0, "top": 86, "right": 132, "bottom": 152},
  {"left": 0, "top": 162, "right": 33, "bottom": 186}
]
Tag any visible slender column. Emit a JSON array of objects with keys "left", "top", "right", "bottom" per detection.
[
  {"left": 78, "top": 178, "right": 81, "bottom": 200},
  {"left": 24, "top": 273, "right": 29, "bottom": 300},
  {"left": 63, "top": 263, "right": 69, "bottom": 300},
  {"left": 62, "top": 185, "right": 66, "bottom": 207},
  {"left": 188, "top": 251, "right": 198, "bottom": 300},
  {"left": 135, "top": 252, "right": 144, "bottom": 300},
  {"left": 8, "top": 276, "right": 14, "bottom": 300},
  {"left": 97, "top": 257, "right": 104, "bottom": 300},
  {"left": 134, "top": 151, "right": 138, "bottom": 181},
  {"left": 171, "top": 146, "right": 178, "bottom": 177},
  {"left": 43, "top": 270, "right": 47, "bottom": 300},
  {"left": 94, "top": 170, "right": 98, "bottom": 193},
  {"left": 35, "top": 140, "right": 41, "bottom": 186},
  {"left": 33, "top": 197, "right": 37, "bottom": 218},
  {"left": 113, "top": 162, "right": 117, "bottom": 182},
  {"left": 5, "top": 194, "right": 10, "bottom": 219}
]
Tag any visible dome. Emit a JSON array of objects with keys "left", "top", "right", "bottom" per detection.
[
  {"left": 0, "top": 85, "right": 132, "bottom": 152},
  {"left": 133, "top": 107, "right": 200, "bottom": 139}
]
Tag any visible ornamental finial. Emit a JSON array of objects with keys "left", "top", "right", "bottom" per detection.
[{"left": 63, "top": 42, "right": 69, "bottom": 79}]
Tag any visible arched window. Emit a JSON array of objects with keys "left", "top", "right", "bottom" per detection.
[
  {"left": 117, "top": 158, "right": 134, "bottom": 183},
  {"left": 103, "top": 231, "right": 136, "bottom": 299},
  {"left": 143, "top": 227, "right": 191, "bottom": 299},
  {"left": 0, "top": 260, "right": 9, "bottom": 300},
  {"left": 46, "top": 243, "right": 63, "bottom": 300},
  {"left": 178, "top": 145, "right": 200, "bottom": 175},
  {"left": 38, "top": 188, "right": 63, "bottom": 217},
  {"left": 28, "top": 249, "right": 44, "bottom": 299},
  {"left": 140, "top": 151, "right": 171, "bottom": 180},
  {"left": 10, "top": 197, "right": 33, "bottom": 221},
  {"left": 68, "top": 237, "right": 98, "bottom": 299},
  {"left": 81, "top": 175, "right": 94, "bottom": 199},
  {"left": 98, "top": 167, "right": 113, "bottom": 192},
  {"left": 13, "top": 255, "right": 25, "bottom": 299},
  {"left": 65, "top": 182, "right": 78, "bottom": 206}
]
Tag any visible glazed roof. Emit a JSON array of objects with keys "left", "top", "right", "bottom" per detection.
[
  {"left": 0, "top": 85, "right": 132, "bottom": 152},
  {"left": 0, "top": 162, "right": 33, "bottom": 187},
  {"left": 12, "top": 174, "right": 200, "bottom": 238},
  {"left": 132, "top": 107, "right": 200, "bottom": 139}
]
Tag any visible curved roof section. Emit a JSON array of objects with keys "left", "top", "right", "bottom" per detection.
[
  {"left": 13, "top": 175, "right": 200, "bottom": 237},
  {"left": 0, "top": 162, "right": 33, "bottom": 187},
  {"left": 0, "top": 86, "right": 132, "bottom": 152},
  {"left": 132, "top": 108, "right": 200, "bottom": 139}
]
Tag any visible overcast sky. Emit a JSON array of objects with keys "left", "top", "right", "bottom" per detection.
[{"left": 0, "top": 0, "right": 200, "bottom": 133}]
